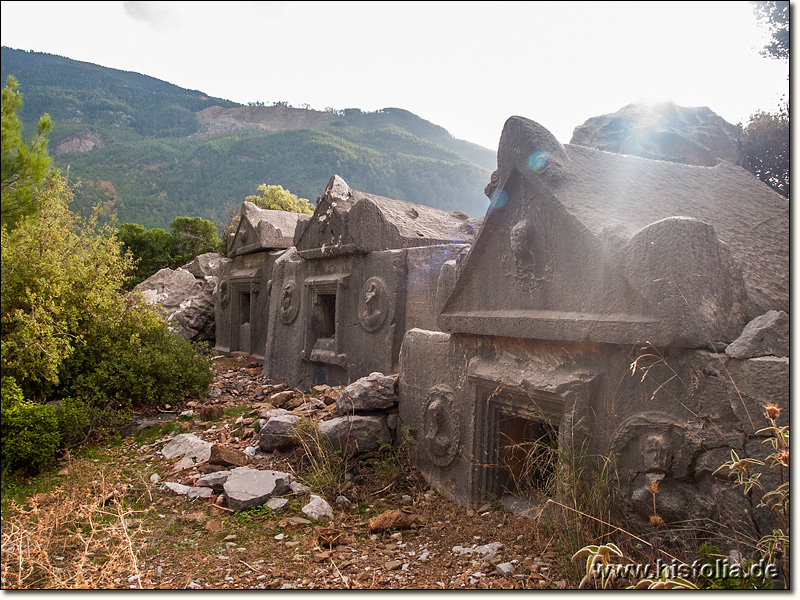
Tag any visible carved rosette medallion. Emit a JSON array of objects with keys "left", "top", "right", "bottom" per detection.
[
  {"left": 278, "top": 280, "right": 299, "bottom": 324},
  {"left": 357, "top": 276, "right": 389, "bottom": 332},
  {"left": 423, "top": 385, "right": 460, "bottom": 468}
]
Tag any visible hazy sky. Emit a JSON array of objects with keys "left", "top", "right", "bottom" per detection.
[{"left": 0, "top": 1, "right": 788, "bottom": 150}]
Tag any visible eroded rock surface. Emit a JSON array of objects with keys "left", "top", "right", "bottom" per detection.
[{"left": 570, "top": 101, "right": 745, "bottom": 166}]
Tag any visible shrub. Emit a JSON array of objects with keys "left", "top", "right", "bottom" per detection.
[
  {"left": 1, "top": 377, "right": 60, "bottom": 474},
  {"left": 55, "top": 293, "right": 213, "bottom": 413},
  {"left": 1, "top": 175, "right": 212, "bottom": 474}
]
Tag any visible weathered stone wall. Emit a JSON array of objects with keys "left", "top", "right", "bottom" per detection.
[
  {"left": 262, "top": 244, "right": 472, "bottom": 388},
  {"left": 398, "top": 327, "right": 789, "bottom": 533},
  {"left": 397, "top": 113, "right": 789, "bottom": 534},
  {"left": 214, "top": 250, "right": 284, "bottom": 357}
]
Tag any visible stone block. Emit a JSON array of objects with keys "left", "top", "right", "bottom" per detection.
[
  {"left": 726, "top": 310, "right": 789, "bottom": 359},
  {"left": 222, "top": 467, "right": 292, "bottom": 512},
  {"left": 336, "top": 372, "right": 398, "bottom": 414},
  {"left": 317, "top": 415, "right": 391, "bottom": 454}
]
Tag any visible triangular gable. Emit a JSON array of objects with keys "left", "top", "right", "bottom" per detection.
[
  {"left": 229, "top": 202, "right": 307, "bottom": 256},
  {"left": 439, "top": 164, "right": 657, "bottom": 344},
  {"left": 294, "top": 175, "right": 481, "bottom": 259},
  {"left": 439, "top": 116, "right": 756, "bottom": 348}
]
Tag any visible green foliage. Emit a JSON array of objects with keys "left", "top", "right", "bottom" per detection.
[
  {"left": 2, "top": 47, "right": 492, "bottom": 229},
  {"left": 116, "top": 223, "right": 177, "bottom": 287},
  {"left": 1, "top": 175, "right": 131, "bottom": 389},
  {"left": 245, "top": 183, "right": 314, "bottom": 214},
  {"left": 743, "top": 102, "right": 789, "bottom": 198},
  {"left": 54, "top": 293, "right": 213, "bottom": 412},
  {"left": 0, "top": 377, "right": 90, "bottom": 475},
  {"left": 171, "top": 215, "right": 225, "bottom": 257},
  {"left": 1, "top": 47, "right": 237, "bottom": 138},
  {"left": 1, "top": 392, "right": 60, "bottom": 475},
  {"left": 752, "top": 1, "right": 789, "bottom": 60},
  {"left": 117, "top": 216, "right": 223, "bottom": 288},
  {"left": 1, "top": 75, "right": 52, "bottom": 231},
  {"left": 1, "top": 173, "right": 213, "bottom": 475}
]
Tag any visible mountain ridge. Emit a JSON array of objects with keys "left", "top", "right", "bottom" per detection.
[{"left": 1, "top": 47, "right": 494, "bottom": 228}]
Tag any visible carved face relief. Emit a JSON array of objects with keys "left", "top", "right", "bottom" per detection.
[
  {"left": 643, "top": 434, "right": 670, "bottom": 472},
  {"left": 510, "top": 220, "right": 536, "bottom": 274},
  {"left": 358, "top": 276, "right": 389, "bottom": 332},
  {"left": 218, "top": 279, "right": 231, "bottom": 308},
  {"left": 503, "top": 214, "right": 552, "bottom": 290},
  {"left": 279, "top": 280, "right": 299, "bottom": 324},
  {"left": 423, "top": 386, "right": 460, "bottom": 468}
]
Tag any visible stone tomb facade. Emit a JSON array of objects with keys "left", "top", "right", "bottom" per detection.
[
  {"left": 214, "top": 202, "right": 310, "bottom": 357},
  {"left": 398, "top": 116, "right": 789, "bottom": 530},
  {"left": 262, "top": 175, "right": 480, "bottom": 388}
]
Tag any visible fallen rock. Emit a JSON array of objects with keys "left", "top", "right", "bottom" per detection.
[
  {"left": 725, "top": 310, "right": 789, "bottom": 359},
  {"left": 134, "top": 258, "right": 228, "bottom": 343},
  {"left": 200, "top": 405, "right": 224, "bottom": 421},
  {"left": 302, "top": 495, "right": 334, "bottom": 522},
  {"left": 204, "top": 520, "right": 222, "bottom": 533},
  {"left": 313, "top": 551, "right": 332, "bottom": 563},
  {"left": 367, "top": 509, "right": 423, "bottom": 532},
  {"left": 496, "top": 562, "right": 515, "bottom": 577},
  {"left": 160, "top": 433, "right": 213, "bottom": 463},
  {"left": 258, "top": 414, "right": 301, "bottom": 452},
  {"left": 317, "top": 415, "right": 391, "bottom": 454},
  {"left": 183, "top": 252, "right": 227, "bottom": 278},
  {"left": 209, "top": 444, "right": 248, "bottom": 467},
  {"left": 269, "top": 390, "right": 295, "bottom": 406},
  {"left": 279, "top": 516, "right": 313, "bottom": 528},
  {"left": 336, "top": 372, "right": 398, "bottom": 414},
  {"left": 195, "top": 471, "right": 231, "bottom": 489},
  {"left": 160, "top": 482, "right": 213, "bottom": 499},
  {"left": 222, "top": 467, "right": 292, "bottom": 512},
  {"left": 266, "top": 498, "right": 289, "bottom": 511},
  {"left": 335, "top": 495, "right": 352, "bottom": 508},
  {"left": 290, "top": 481, "right": 312, "bottom": 496},
  {"left": 197, "top": 463, "right": 228, "bottom": 474},
  {"left": 452, "top": 542, "right": 504, "bottom": 562}
]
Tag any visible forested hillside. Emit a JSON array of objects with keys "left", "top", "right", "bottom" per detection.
[{"left": 2, "top": 47, "right": 493, "bottom": 227}]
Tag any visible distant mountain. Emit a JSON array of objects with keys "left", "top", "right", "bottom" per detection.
[{"left": 2, "top": 47, "right": 494, "bottom": 228}]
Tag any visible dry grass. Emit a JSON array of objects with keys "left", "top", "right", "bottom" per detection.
[{"left": 1, "top": 462, "right": 150, "bottom": 589}]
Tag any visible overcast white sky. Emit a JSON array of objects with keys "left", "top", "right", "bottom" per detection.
[{"left": 0, "top": 1, "right": 789, "bottom": 150}]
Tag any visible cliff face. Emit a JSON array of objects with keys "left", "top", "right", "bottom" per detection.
[
  {"left": 54, "top": 131, "right": 106, "bottom": 154},
  {"left": 195, "top": 105, "right": 339, "bottom": 135},
  {"left": 570, "top": 101, "right": 745, "bottom": 167}
]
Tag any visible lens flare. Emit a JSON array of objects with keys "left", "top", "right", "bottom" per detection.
[
  {"left": 528, "top": 151, "right": 548, "bottom": 172},
  {"left": 488, "top": 188, "right": 509, "bottom": 211}
]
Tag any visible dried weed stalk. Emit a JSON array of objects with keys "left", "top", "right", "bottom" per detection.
[{"left": 1, "top": 484, "right": 147, "bottom": 589}]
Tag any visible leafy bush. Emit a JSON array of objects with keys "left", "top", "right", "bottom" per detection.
[
  {"left": 117, "top": 216, "right": 224, "bottom": 289},
  {"left": 1, "top": 377, "right": 60, "bottom": 474},
  {"left": 1, "top": 174, "right": 212, "bottom": 474},
  {"left": 245, "top": 183, "right": 314, "bottom": 214},
  {"left": 55, "top": 293, "right": 213, "bottom": 412}
]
